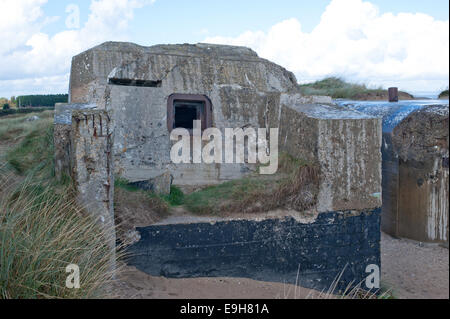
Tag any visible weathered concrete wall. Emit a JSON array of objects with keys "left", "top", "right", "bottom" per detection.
[
  {"left": 69, "top": 42, "right": 298, "bottom": 106},
  {"left": 70, "top": 42, "right": 299, "bottom": 185},
  {"left": 128, "top": 209, "right": 381, "bottom": 293},
  {"left": 70, "top": 109, "right": 115, "bottom": 251},
  {"left": 65, "top": 40, "right": 384, "bottom": 213},
  {"left": 389, "top": 105, "right": 449, "bottom": 243},
  {"left": 334, "top": 101, "right": 449, "bottom": 244},
  {"left": 68, "top": 42, "right": 383, "bottom": 211},
  {"left": 65, "top": 41, "right": 384, "bottom": 216},
  {"left": 54, "top": 124, "right": 71, "bottom": 181},
  {"left": 54, "top": 103, "right": 97, "bottom": 180},
  {"left": 278, "top": 94, "right": 382, "bottom": 213}
]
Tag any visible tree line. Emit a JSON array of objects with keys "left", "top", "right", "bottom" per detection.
[{"left": 13, "top": 94, "right": 68, "bottom": 107}]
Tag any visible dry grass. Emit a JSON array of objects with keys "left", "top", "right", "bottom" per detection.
[
  {"left": 221, "top": 164, "right": 319, "bottom": 215},
  {"left": 0, "top": 173, "right": 119, "bottom": 299},
  {"left": 0, "top": 112, "right": 121, "bottom": 299},
  {"left": 114, "top": 186, "right": 170, "bottom": 245},
  {"left": 183, "top": 152, "right": 320, "bottom": 216},
  {"left": 0, "top": 110, "right": 53, "bottom": 142},
  {"left": 281, "top": 264, "right": 394, "bottom": 299}
]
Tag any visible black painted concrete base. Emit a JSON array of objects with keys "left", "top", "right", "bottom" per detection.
[{"left": 127, "top": 209, "right": 381, "bottom": 294}]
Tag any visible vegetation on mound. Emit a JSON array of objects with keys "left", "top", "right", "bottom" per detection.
[
  {"left": 136, "top": 153, "right": 318, "bottom": 216},
  {"left": 114, "top": 177, "right": 178, "bottom": 211},
  {"left": 0, "top": 112, "right": 118, "bottom": 298},
  {"left": 183, "top": 156, "right": 319, "bottom": 216},
  {"left": 438, "top": 89, "right": 449, "bottom": 99},
  {"left": 299, "top": 77, "right": 413, "bottom": 100},
  {"left": 114, "top": 153, "right": 319, "bottom": 217},
  {"left": 5, "top": 115, "right": 55, "bottom": 176},
  {"left": 182, "top": 178, "right": 272, "bottom": 215},
  {"left": 114, "top": 178, "right": 170, "bottom": 215}
]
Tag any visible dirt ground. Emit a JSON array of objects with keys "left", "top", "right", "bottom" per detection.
[
  {"left": 114, "top": 232, "right": 449, "bottom": 299},
  {"left": 381, "top": 232, "right": 449, "bottom": 299},
  {"left": 113, "top": 266, "right": 325, "bottom": 299}
]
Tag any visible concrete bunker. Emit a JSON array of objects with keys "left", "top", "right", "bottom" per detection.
[
  {"left": 55, "top": 41, "right": 382, "bottom": 293},
  {"left": 390, "top": 105, "right": 449, "bottom": 244},
  {"left": 335, "top": 101, "right": 449, "bottom": 245}
]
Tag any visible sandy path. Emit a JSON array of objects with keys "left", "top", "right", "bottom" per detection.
[
  {"left": 114, "top": 265, "right": 322, "bottom": 299},
  {"left": 381, "top": 232, "right": 448, "bottom": 299}
]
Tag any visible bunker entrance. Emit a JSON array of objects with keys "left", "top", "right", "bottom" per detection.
[
  {"left": 167, "top": 94, "right": 212, "bottom": 133},
  {"left": 174, "top": 101, "right": 203, "bottom": 130}
]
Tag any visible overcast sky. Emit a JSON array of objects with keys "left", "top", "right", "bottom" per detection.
[{"left": 0, "top": 0, "right": 448, "bottom": 98}]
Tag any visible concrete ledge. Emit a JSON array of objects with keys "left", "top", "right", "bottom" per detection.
[{"left": 54, "top": 102, "right": 97, "bottom": 125}]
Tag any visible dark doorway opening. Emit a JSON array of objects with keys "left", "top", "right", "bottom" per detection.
[
  {"left": 167, "top": 94, "right": 212, "bottom": 133},
  {"left": 174, "top": 101, "right": 203, "bottom": 130}
]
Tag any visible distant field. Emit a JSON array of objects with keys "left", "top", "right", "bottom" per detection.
[
  {"left": 0, "top": 107, "right": 54, "bottom": 118},
  {"left": 299, "top": 77, "right": 414, "bottom": 100}
]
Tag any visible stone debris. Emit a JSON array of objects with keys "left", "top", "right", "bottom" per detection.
[
  {"left": 129, "top": 171, "right": 173, "bottom": 195},
  {"left": 26, "top": 115, "right": 40, "bottom": 121}
]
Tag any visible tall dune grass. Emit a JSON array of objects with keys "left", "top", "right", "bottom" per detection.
[
  {"left": 0, "top": 173, "right": 118, "bottom": 298},
  {"left": 0, "top": 112, "right": 119, "bottom": 298}
]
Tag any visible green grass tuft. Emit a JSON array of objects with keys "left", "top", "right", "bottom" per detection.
[
  {"left": 161, "top": 186, "right": 185, "bottom": 206},
  {"left": 0, "top": 179, "right": 117, "bottom": 299},
  {"left": 182, "top": 179, "right": 268, "bottom": 215},
  {"left": 1, "top": 111, "right": 55, "bottom": 180},
  {"left": 115, "top": 178, "right": 185, "bottom": 207}
]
